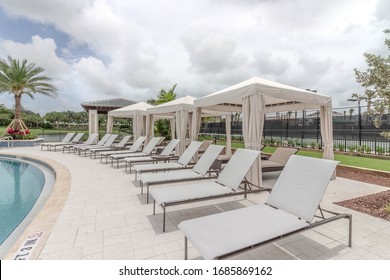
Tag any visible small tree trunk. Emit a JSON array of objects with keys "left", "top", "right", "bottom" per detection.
[{"left": 14, "top": 93, "right": 22, "bottom": 131}]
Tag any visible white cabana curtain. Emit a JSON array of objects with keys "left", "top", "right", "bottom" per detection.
[
  {"left": 242, "top": 94, "right": 265, "bottom": 187},
  {"left": 106, "top": 115, "right": 114, "bottom": 134},
  {"left": 175, "top": 110, "right": 188, "bottom": 156},
  {"left": 170, "top": 118, "right": 176, "bottom": 140},
  {"left": 191, "top": 107, "right": 202, "bottom": 141},
  {"left": 133, "top": 114, "right": 143, "bottom": 140},
  {"left": 145, "top": 114, "right": 154, "bottom": 144},
  {"left": 225, "top": 114, "right": 232, "bottom": 155},
  {"left": 320, "top": 105, "right": 336, "bottom": 179}
]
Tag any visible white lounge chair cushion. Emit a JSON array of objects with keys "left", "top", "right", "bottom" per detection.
[
  {"left": 124, "top": 156, "right": 154, "bottom": 163},
  {"left": 150, "top": 181, "right": 232, "bottom": 205},
  {"left": 133, "top": 141, "right": 202, "bottom": 172},
  {"left": 140, "top": 170, "right": 204, "bottom": 185},
  {"left": 216, "top": 149, "right": 260, "bottom": 190},
  {"left": 179, "top": 204, "right": 308, "bottom": 260},
  {"left": 142, "top": 137, "right": 164, "bottom": 154},
  {"left": 267, "top": 147, "right": 298, "bottom": 165},
  {"left": 177, "top": 141, "right": 203, "bottom": 165},
  {"left": 60, "top": 132, "right": 75, "bottom": 143},
  {"left": 129, "top": 136, "right": 147, "bottom": 152},
  {"left": 160, "top": 139, "right": 180, "bottom": 156},
  {"left": 266, "top": 155, "right": 338, "bottom": 222},
  {"left": 99, "top": 136, "right": 146, "bottom": 156},
  {"left": 62, "top": 133, "right": 98, "bottom": 148},
  {"left": 192, "top": 145, "right": 224, "bottom": 175},
  {"left": 260, "top": 160, "right": 283, "bottom": 168},
  {"left": 110, "top": 152, "right": 147, "bottom": 159},
  {"left": 100, "top": 150, "right": 133, "bottom": 156},
  {"left": 134, "top": 162, "right": 183, "bottom": 172}
]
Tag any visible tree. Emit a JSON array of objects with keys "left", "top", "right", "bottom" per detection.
[
  {"left": 147, "top": 84, "right": 177, "bottom": 139},
  {"left": 354, "top": 29, "right": 390, "bottom": 139},
  {"left": 0, "top": 56, "right": 58, "bottom": 136},
  {"left": 43, "top": 111, "right": 62, "bottom": 128},
  {"left": 348, "top": 108, "right": 354, "bottom": 120},
  {"left": 147, "top": 84, "right": 177, "bottom": 105},
  {"left": 0, "top": 104, "right": 13, "bottom": 125}
]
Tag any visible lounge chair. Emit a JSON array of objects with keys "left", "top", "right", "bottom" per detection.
[
  {"left": 108, "top": 137, "right": 164, "bottom": 168},
  {"left": 62, "top": 133, "right": 99, "bottom": 153},
  {"left": 133, "top": 141, "right": 203, "bottom": 181},
  {"left": 40, "top": 132, "right": 75, "bottom": 151},
  {"left": 150, "top": 148, "right": 269, "bottom": 231},
  {"left": 139, "top": 144, "right": 224, "bottom": 203},
  {"left": 75, "top": 134, "right": 118, "bottom": 156},
  {"left": 178, "top": 155, "right": 352, "bottom": 260},
  {"left": 197, "top": 139, "right": 214, "bottom": 155},
  {"left": 46, "top": 132, "right": 85, "bottom": 151},
  {"left": 124, "top": 139, "right": 180, "bottom": 173},
  {"left": 89, "top": 135, "right": 132, "bottom": 159},
  {"left": 99, "top": 136, "right": 146, "bottom": 163},
  {"left": 212, "top": 144, "right": 265, "bottom": 171},
  {"left": 72, "top": 133, "right": 111, "bottom": 154},
  {"left": 261, "top": 147, "right": 298, "bottom": 172}
]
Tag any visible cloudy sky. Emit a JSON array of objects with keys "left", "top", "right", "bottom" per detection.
[{"left": 0, "top": 0, "right": 389, "bottom": 115}]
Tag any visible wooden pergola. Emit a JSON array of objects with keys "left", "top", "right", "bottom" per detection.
[{"left": 80, "top": 98, "right": 136, "bottom": 135}]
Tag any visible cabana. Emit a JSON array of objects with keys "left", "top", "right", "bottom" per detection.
[
  {"left": 145, "top": 96, "right": 194, "bottom": 156},
  {"left": 145, "top": 96, "right": 227, "bottom": 156},
  {"left": 106, "top": 102, "right": 154, "bottom": 140},
  {"left": 193, "top": 77, "right": 334, "bottom": 187}
]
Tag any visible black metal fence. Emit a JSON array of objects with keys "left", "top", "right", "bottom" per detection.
[{"left": 199, "top": 106, "right": 390, "bottom": 155}]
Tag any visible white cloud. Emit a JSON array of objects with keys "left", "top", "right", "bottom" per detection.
[
  {"left": 0, "top": 0, "right": 388, "bottom": 114},
  {"left": 1, "top": 35, "right": 69, "bottom": 77}
]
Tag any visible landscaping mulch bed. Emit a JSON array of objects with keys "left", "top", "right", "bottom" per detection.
[{"left": 335, "top": 165, "right": 390, "bottom": 221}]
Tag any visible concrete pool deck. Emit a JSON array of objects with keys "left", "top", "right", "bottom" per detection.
[{"left": 1, "top": 146, "right": 390, "bottom": 260}]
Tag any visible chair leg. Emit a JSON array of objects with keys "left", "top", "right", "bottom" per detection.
[
  {"left": 162, "top": 205, "right": 166, "bottom": 232},
  {"left": 348, "top": 214, "right": 353, "bottom": 247},
  {"left": 184, "top": 237, "right": 188, "bottom": 260}
]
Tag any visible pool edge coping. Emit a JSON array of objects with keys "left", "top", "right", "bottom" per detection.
[{"left": 0, "top": 152, "right": 71, "bottom": 260}]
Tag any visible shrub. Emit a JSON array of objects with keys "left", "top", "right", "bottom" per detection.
[
  {"left": 6, "top": 128, "right": 36, "bottom": 139},
  {"left": 42, "top": 122, "right": 53, "bottom": 129}
]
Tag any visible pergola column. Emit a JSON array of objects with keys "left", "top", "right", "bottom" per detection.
[{"left": 89, "top": 109, "right": 99, "bottom": 139}]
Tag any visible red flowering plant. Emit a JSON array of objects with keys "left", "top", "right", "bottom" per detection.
[{"left": 6, "top": 127, "right": 34, "bottom": 139}]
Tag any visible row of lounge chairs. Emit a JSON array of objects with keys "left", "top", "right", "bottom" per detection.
[
  {"left": 40, "top": 132, "right": 88, "bottom": 151},
  {"left": 40, "top": 133, "right": 352, "bottom": 260},
  {"left": 179, "top": 155, "right": 352, "bottom": 259}
]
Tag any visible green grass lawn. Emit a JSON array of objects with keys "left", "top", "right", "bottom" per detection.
[{"left": 217, "top": 141, "right": 390, "bottom": 172}]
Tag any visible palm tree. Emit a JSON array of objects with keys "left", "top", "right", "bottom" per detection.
[{"left": 0, "top": 56, "right": 58, "bottom": 135}]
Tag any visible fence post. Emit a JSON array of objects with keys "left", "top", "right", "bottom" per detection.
[{"left": 301, "top": 110, "right": 305, "bottom": 147}]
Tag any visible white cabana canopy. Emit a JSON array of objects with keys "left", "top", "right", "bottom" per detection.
[
  {"left": 146, "top": 95, "right": 195, "bottom": 116},
  {"left": 195, "top": 77, "right": 332, "bottom": 112},
  {"left": 193, "top": 77, "right": 335, "bottom": 186},
  {"left": 145, "top": 95, "right": 230, "bottom": 156},
  {"left": 145, "top": 96, "right": 195, "bottom": 156},
  {"left": 107, "top": 102, "right": 153, "bottom": 140}
]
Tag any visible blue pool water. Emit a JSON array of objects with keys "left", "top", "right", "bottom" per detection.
[{"left": 0, "top": 157, "right": 45, "bottom": 245}]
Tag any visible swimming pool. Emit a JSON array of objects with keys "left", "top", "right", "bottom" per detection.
[{"left": 0, "top": 156, "right": 55, "bottom": 258}]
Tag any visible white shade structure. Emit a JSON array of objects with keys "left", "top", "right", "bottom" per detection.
[
  {"left": 107, "top": 102, "right": 153, "bottom": 140},
  {"left": 145, "top": 96, "right": 195, "bottom": 156},
  {"left": 145, "top": 96, "right": 228, "bottom": 156},
  {"left": 193, "top": 77, "right": 335, "bottom": 186}
]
